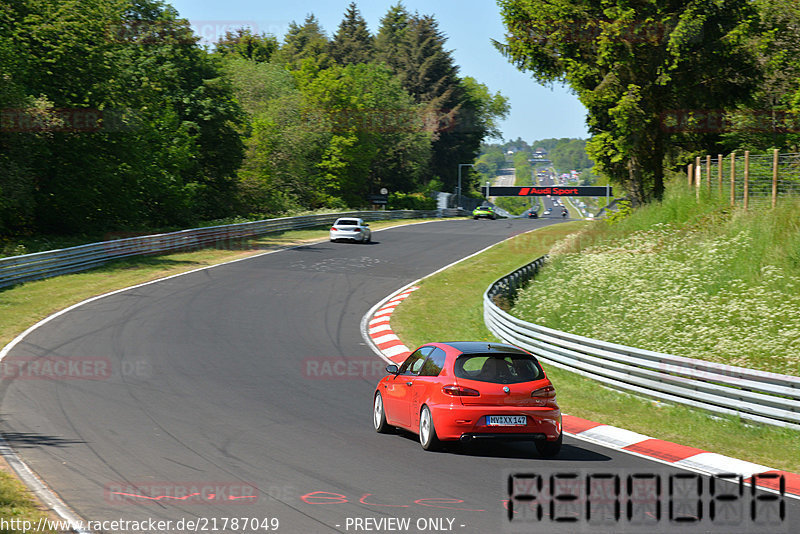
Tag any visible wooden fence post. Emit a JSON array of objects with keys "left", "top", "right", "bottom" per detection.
[
  {"left": 773, "top": 149, "right": 779, "bottom": 208},
  {"left": 695, "top": 156, "right": 701, "bottom": 200},
  {"left": 706, "top": 155, "right": 711, "bottom": 192},
  {"left": 730, "top": 152, "right": 736, "bottom": 207},
  {"left": 688, "top": 163, "right": 693, "bottom": 187},
  {"left": 744, "top": 150, "right": 750, "bottom": 210},
  {"left": 717, "top": 154, "right": 723, "bottom": 198}
]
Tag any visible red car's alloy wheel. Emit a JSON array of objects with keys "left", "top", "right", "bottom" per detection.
[
  {"left": 373, "top": 392, "right": 391, "bottom": 434},
  {"left": 419, "top": 405, "right": 442, "bottom": 451}
]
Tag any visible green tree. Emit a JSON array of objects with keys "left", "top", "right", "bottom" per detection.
[
  {"left": 214, "top": 28, "right": 279, "bottom": 63},
  {"left": 460, "top": 77, "right": 509, "bottom": 143},
  {"left": 374, "top": 2, "right": 410, "bottom": 73},
  {"left": 551, "top": 139, "right": 592, "bottom": 173},
  {"left": 1, "top": 0, "right": 243, "bottom": 234},
  {"left": 301, "top": 63, "right": 431, "bottom": 206},
  {"left": 448, "top": 76, "right": 510, "bottom": 194},
  {"left": 399, "top": 14, "right": 470, "bottom": 192},
  {"left": 0, "top": 1, "right": 44, "bottom": 233},
  {"left": 374, "top": 7, "right": 510, "bottom": 194},
  {"left": 223, "top": 58, "right": 329, "bottom": 212},
  {"left": 474, "top": 145, "right": 507, "bottom": 180},
  {"left": 722, "top": 0, "right": 800, "bottom": 151},
  {"left": 496, "top": 0, "right": 759, "bottom": 203},
  {"left": 274, "top": 14, "right": 331, "bottom": 70},
  {"left": 330, "top": 2, "right": 374, "bottom": 66}
]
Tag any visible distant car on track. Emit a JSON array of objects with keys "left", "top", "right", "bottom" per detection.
[
  {"left": 472, "top": 205, "right": 496, "bottom": 220},
  {"left": 329, "top": 218, "right": 371, "bottom": 243},
  {"left": 373, "top": 342, "right": 562, "bottom": 456},
  {"left": 543, "top": 209, "right": 551, "bottom": 215}
]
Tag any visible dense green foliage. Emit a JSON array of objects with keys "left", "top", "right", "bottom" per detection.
[
  {"left": 1, "top": 0, "right": 244, "bottom": 235},
  {"left": 495, "top": 0, "right": 797, "bottom": 204},
  {"left": 720, "top": 0, "right": 800, "bottom": 152},
  {"left": 0, "top": 1, "right": 508, "bottom": 240}
]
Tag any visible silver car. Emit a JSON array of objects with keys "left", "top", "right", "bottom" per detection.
[{"left": 329, "top": 218, "right": 372, "bottom": 243}]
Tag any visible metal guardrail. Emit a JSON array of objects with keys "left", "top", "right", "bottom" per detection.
[
  {"left": 0, "top": 209, "right": 462, "bottom": 288},
  {"left": 484, "top": 256, "right": 800, "bottom": 430}
]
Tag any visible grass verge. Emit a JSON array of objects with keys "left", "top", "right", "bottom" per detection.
[
  {"left": 0, "top": 469, "right": 57, "bottom": 534},
  {"left": 390, "top": 220, "right": 800, "bottom": 473},
  {"left": 0, "top": 217, "right": 448, "bottom": 530},
  {"left": 513, "top": 184, "right": 800, "bottom": 375}
]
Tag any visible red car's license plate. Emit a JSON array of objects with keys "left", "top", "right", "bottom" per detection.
[{"left": 486, "top": 415, "right": 526, "bottom": 426}]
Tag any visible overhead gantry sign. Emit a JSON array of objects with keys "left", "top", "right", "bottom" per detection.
[{"left": 481, "top": 186, "right": 613, "bottom": 196}]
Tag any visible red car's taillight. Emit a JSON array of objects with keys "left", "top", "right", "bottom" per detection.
[
  {"left": 531, "top": 385, "right": 556, "bottom": 399},
  {"left": 331, "top": 227, "right": 337, "bottom": 231},
  {"left": 531, "top": 385, "right": 557, "bottom": 406},
  {"left": 442, "top": 385, "right": 480, "bottom": 396}
]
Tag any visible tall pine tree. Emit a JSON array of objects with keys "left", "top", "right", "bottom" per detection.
[
  {"left": 330, "top": 2, "right": 374, "bottom": 66},
  {"left": 374, "top": 8, "right": 504, "bottom": 192},
  {"left": 274, "top": 14, "right": 330, "bottom": 69},
  {"left": 374, "top": 2, "right": 409, "bottom": 73},
  {"left": 401, "top": 14, "right": 470, "bottom": 191}
]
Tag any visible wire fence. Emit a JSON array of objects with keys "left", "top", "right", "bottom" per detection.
[{"left": 687, "top": 150, "right": 800, "bottom": 208}]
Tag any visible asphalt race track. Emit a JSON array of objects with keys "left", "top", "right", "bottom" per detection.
[{"left": 1, "top": 219, "right": 796, "bottom": 534}]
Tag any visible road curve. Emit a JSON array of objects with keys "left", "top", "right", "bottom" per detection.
[{"left": 1, "top": 218, "right": 795, "bottom": 534}]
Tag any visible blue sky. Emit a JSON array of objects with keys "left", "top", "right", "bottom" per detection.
[{"left": 167, "top": 0, "right": 590, "bottom": 144}]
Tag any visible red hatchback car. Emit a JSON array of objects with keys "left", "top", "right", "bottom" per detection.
[{"left": 373, "top": 342, "right": 562, "bottom": 456}]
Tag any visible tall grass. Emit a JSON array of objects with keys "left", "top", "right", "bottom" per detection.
[{"left": 512, "top": 180, "right": 800, "bottom": 376}]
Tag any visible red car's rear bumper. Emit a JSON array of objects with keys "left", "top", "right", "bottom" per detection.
[{"left": 429, "top": 404, "right": 562, "bottom": 441}]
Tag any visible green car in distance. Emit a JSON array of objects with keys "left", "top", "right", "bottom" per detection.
[{"left": 472, "top": 205, "right": 496, "bottom": 220}]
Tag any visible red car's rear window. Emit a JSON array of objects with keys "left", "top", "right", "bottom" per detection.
[{"left": 454, "top": 353, "right": 543, "bottom": 384}]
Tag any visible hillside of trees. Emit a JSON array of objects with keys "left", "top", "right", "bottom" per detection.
[
  {"left": 0, "top": 1, "right": 508, "bottom": 239},
  {"left": 475, "top": 137, "right": 597, "bottom": 184}
]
